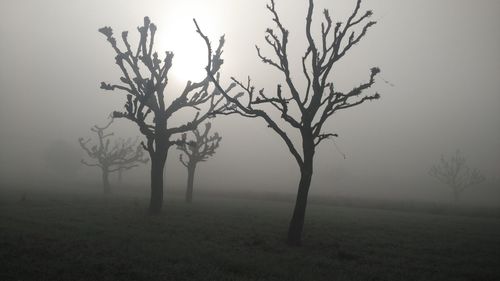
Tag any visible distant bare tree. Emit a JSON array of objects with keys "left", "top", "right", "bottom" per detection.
[
  {"left": 177, "top": 122, "right": 221, "bottom": 203},
  {"left": 196, "top": 0, "right": 380, "bottom": 246},
  {"left": 79, "top": 118, "right": 148, "bottom": 194},
  {"left": 115, "top": 137, "right": 149, "bottom": 184},
  {"left": 98, "top": 17, "right": 232, "bottom": 213},
  {"left": 430, "top": 150, "right": 485, "bottom": 201}
]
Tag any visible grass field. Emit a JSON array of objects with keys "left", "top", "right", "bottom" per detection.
[{"left": 1, "top": 188, "right": 500, "bottom": 281}]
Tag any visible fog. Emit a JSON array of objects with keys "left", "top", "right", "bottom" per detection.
[{"left": 1, "top": 0, "right": 499, "bottom": 205}]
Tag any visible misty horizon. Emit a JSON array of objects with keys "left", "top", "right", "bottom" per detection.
[
  {"left": 1, "top": 0, "right": 499, "bottom": 206},
  {"left": 1, "top": 1, "right": 500, "bottom": 280}
]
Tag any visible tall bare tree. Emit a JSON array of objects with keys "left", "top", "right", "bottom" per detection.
[
  {"left": 177, "top": 122, "right": 222, "bottom": 203},
  {"left": 79, "top": 119, "right": 148, "bottom": 194},
  {"left": 196, "top": 0, "right": 380, "bottom": 245},
  {"left": 98, "top": 17, "right": 232, "bottom": 213},
  {"left": 430, "top": 150, "right": 485, "bottom": 201}
]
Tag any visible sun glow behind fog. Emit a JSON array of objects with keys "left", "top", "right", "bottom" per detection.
[{"left": 152, "top": 1, "right": 221, "bottom": 84}]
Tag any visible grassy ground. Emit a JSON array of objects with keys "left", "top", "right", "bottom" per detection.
[{"left": 1, "top": 189, "right": 499, "bottom": 281}]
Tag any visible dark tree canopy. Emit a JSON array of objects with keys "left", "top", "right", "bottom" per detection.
[
  {"left": 196, "top": 0, "right": 380, "bottom": 245},
  {"left": 430, "top": 150, "right": 485, "bottom": 201},
  {"left": 99, "top": 17, "right": 230, "bottom": 148}
]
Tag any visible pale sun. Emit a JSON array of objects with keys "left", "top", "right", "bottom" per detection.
[{"left": 153, "top": 5, "right": 216, "bottom": 83}]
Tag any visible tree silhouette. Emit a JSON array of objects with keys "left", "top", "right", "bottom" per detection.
[
  {"left": 430, "top": 150, "right": 485, "bottom": 201},
  {"left": 196, "top": 0, "right": 380, "bottom": 245},
  {"left": 79, "top": 118, "right": 148, "bottom": 194},
  {"left": 177, "top": 122, "right": 222, "bottom": 203},
  {"left": 98, "top": 17, "right": 232, "bottom": 213}
]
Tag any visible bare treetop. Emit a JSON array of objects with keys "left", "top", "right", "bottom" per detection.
[
  {"left": 114, "top": 137, "right": 150, "bottom": 171},
  {"left": 196, "top": 0, "right": 379, "bottom": 167},
  {"left": 430, "top": 150, "right": 485, "bottom": 201},
  {"left": 178, "top": 122, "right": 222, "bottom": 167},
  {"left": 79, "top": 118, "right": 148, "bottom": 194},
  {"left": 79, "top": 119, "right": 147, "bottom": 171}
]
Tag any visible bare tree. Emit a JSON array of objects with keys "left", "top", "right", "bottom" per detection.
[
  {"left": 116, "top": 137, "right": 149, "bottom": 184},
  {"left": 98, "top": 17, "right": 232, "bottom": 213},
  {"left": 196, "top": 0, "right": 380, "bottom": 245},
  {"left": 177, "top": 122, "right": 222, "bottom": 203},
  {"left": 430, "top": 150, "right": 485, "bottom": 201},
  {"left": 79, "top": 118, "right": 148, "bottom": 194}
]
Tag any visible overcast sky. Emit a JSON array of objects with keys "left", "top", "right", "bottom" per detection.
[{"left": 1, "top": 0, "right": 499, "bottom": 204}]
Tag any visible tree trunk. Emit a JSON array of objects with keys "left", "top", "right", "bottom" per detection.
[
  {"left": 149, "top": 152, "right": 167, "bottom": 214},
  {"left": 287, "top": 163, "right": 313, "bottom": 246},
  {"left": 102, "top": 168, "right": 110, "bottom": 195},
  {"left": 185, "top": 163, "right": 197, "bottom": 203},
  {"left": 287, "top": 133, "right": 314, "bottom": 246}
]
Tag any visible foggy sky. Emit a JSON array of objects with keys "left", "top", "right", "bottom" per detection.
[{"left": 1, "top": 0, "right": 499, "bottom": 204}]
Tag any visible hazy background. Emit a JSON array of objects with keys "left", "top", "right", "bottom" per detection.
[{"left": 1, "top": 0, "right": 499, "bottom": 205}]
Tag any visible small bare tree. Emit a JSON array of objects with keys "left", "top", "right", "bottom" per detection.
[
  {"left": 177, "top": 122, "right": 222, "bottom": 203},
  {"left": 98, "top": 17, "right": 232, "bottom": 213},
  {"left": 116, "top": 137, "right": 149, "bottom": 184},
  {"left": 79, "top": 119, "right": 148, "bottom": 194},
  {"left": 196, "top": 0, "right": 380, "bottom": 245},
  {"left": 430, "top": 150, "right": 485, "bottom": 201}
]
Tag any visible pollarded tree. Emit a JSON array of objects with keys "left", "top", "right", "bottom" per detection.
[
  {"left": 98, "top": 17, "right": 232, "bottom": 213},
  {"left": 79, "top": 118, "right": 148, "bottom": 194},
  {"left": 430, "top": 150, "right": 485, "bottom": 201},
  {"left": 196, "top": 0, "right": 381, "bottom": 245},
  {"left": 177, "top": 122, "right": 222, "bottom": 203}
]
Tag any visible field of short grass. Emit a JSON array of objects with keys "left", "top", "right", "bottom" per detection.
[{"left": 1, "top": 187, "right": 499, "bottom": 281}]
